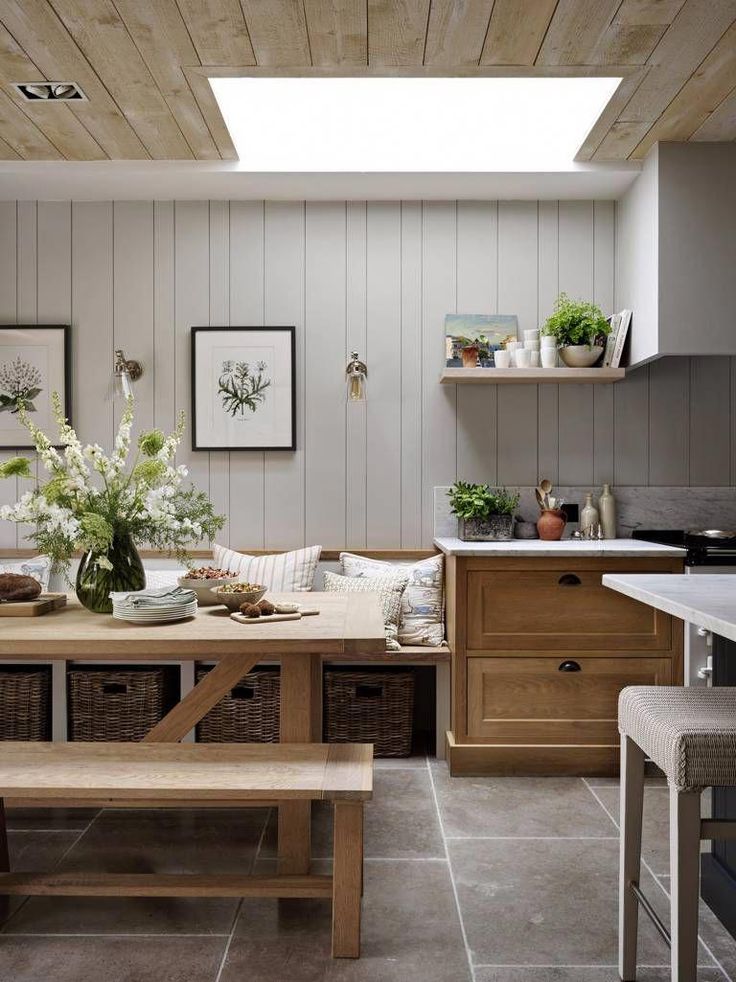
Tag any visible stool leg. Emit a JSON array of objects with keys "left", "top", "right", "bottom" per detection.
[
  {"left": 332, "top": 801, "right": 363, "bottom": 958},
  {"left": 670, "top": 788, "right": 701, "bottom": 982},
  {"left": 619, "top": 735, "right": 645, "bottom": 982}
]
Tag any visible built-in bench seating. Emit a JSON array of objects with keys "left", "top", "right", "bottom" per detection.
[{"left": 0, "top": 741, "right": 372, "bottom": 958}]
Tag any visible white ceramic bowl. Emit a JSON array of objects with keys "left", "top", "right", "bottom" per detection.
[
  {"left": 214, "top": 585, "right": 268, "bottom": 611},
  {"left": 558, "top": 344, "right": 605, "bottom": 368},
  {"left": 177, "top": 574, "right": 239, "bottom": 606}
]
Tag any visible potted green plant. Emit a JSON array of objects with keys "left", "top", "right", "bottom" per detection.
[
  {"left": 541, "top": 293, "right": 611, "bottom": 368},
  {"left": 448, "top": 482, "right": 520, "bottom": 541}
]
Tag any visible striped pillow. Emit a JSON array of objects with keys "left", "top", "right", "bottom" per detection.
[{"left": 212, "top": 543, "right": 321, "bottom": 592}]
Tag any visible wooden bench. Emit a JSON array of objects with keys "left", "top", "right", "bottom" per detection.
[{"left": 0, "top": 741, "right": 372, "bottom": 958}]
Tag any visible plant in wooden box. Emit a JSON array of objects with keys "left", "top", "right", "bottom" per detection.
[
  {"left": 541, "top": 293, "right": 611, "bottom": 368},
  {"left": 0, "top": 395, "right": 224, "bottom": 613},
  {"left": 448, "top": 482, "right": 520, "bottom": 541}
]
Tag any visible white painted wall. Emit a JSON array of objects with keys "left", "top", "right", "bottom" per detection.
[{"left": 1, "top": 198, "right": 735, "bottom": 552}]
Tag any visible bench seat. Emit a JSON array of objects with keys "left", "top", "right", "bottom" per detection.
[{"left": 0, "top": 741, "right": 371, "bottom": 958}]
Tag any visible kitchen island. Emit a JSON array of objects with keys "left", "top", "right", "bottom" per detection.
[
  {"left": 604, "top": 573, "right": 736, "bottom": 941},
  {"left": 435, "top": 537, "right": 686, "bottom": 776}
]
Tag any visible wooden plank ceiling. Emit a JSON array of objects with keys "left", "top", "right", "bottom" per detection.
[{"left": 0, "top": 0, "right": 733, "bottom": 162}]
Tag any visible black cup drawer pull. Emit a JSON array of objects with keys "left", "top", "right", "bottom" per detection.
[
  {"left": 558, "top": 660, "right": 582, "bottom": 672},
  {"left": 558, "top": 573, "right": 581, "bottom": 587}
]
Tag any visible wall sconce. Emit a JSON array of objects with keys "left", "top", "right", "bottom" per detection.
[
  {"left": 113, "top": 349, "right": 143, "bottom": 400},
  {"left": 346, "top": 351, "right": 367, "bottom": 402}
]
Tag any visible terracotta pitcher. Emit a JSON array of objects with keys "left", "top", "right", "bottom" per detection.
[{"left": 537, "top": 508, "right": 566, "bottom": 541}]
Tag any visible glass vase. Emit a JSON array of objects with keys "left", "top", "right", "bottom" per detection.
[{"left": 75, "top": 529, "right": 145, "bottom": 614}]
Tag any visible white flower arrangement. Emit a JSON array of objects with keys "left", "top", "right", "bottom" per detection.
[{"left": 0, "top": 393, "right": 224, "bottom": 573}]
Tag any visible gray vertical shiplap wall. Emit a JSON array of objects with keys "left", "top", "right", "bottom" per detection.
[{"left": 1, "top": 199, "right": 734, "bottom": 551}]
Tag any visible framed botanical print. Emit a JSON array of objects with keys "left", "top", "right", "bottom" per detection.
[
  {"left": 0, "top": 325, "right": 71, "bottom": 450},
  {"left": 191, "top": 327, "right": 296, "bottom": 451}
]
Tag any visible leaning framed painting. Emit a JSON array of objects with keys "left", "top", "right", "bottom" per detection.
[
  {"left": 191, "top": 327, "right": 296, "bottom": 451},
  {"left": 0, "top": 325, "right": 71, "bottom": 450}
]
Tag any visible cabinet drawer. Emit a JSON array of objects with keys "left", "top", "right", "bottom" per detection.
[
  {"left": 466, "top": 568, "right": 671, "bottom": 651},
  {"left": 467, "top": 655, "right": 673, "bottom": 743}
]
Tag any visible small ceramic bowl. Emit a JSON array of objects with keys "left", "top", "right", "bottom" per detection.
[
  {"left": 213, "top": 584, "right": 267, "bottom": 611},
  {"left": 177, "top": 574, "right": 239, "bottom": 607}
]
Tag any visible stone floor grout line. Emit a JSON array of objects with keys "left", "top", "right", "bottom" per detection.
[
  {"left": 425, "top": 755, "right": 476, "bottom": 982},
  {"left": 1, "top": 813, "right": 95, "bottom": 935},
  {"left": 1, "top": 932, "right": 232, "bottom": 938},
  {"left": 581, "top": 778, "right": 735, "bottom": 982},
  {"left": 445, "top": 835, "right": 619, "bottom": 840}
]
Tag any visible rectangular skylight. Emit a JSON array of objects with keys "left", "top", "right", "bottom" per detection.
[{"left": 209, "top": 76, "right": 621, "bottom": 172}]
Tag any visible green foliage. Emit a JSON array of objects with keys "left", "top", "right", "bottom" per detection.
[
  {"left": 541, "top": 293, "right": 611, "bottom": 347},
  {"left": 448, "top": 481, "right": 520, "bottom": 519},
  {"left": 0, "top": 456, "right": 32, "bottom": 479},
  {"left": 138, "top": 429, "right": 165, "bottom": 456}
]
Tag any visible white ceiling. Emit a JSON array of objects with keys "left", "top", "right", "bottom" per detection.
[{"left": 0, "top": 160, "right": 641, "bottom": 201}]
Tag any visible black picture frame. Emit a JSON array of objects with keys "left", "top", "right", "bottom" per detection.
[
  {"left": 191, "top": 326, "right": 296, "bottom": 452},
  {"left": 0, "top": 324, "right": 71, "bottom": 451}
]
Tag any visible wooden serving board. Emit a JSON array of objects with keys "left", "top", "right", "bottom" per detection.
[
  {"left": 230, "top": 608, "right": 320, "bottom": 625},
  {"left": 0, "top": 593, "right": 67, "bottom": 617}
]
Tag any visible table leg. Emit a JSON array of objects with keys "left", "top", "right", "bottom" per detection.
[
  {"left": 143, "top": 653, "right": 260, "bottom": 743},
  {"left": 278, "top": 653, "right": 322, "bottom": 875},
  {"left": 0, "top": 799, "right": 9, "bottom": 923},
  {"left": 332, "top": 801, "right": 363, "bottom": 958}
]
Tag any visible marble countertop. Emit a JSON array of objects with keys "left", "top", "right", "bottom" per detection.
[
  {"left": 603, "top": 574, "right": 736, "bottom": 642},
  {"left": 433, "top": 537, "right": 687, "bottom": 558}
]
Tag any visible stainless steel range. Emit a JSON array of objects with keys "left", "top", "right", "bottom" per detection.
[{"left": 632, "top": 528, "right": 736, "bottom": 686}]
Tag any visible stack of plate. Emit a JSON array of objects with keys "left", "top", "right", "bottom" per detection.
[{"left": 110, "top": 586, "right": 198, "bottom": 624}]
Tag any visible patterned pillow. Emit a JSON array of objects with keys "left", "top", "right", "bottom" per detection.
[
  {"left": 213, "top": 543, "right": 321, "bottom": 592},
  {"left": 323, "top": 570, "right": 408, "bottom": 651},
  {"left": 339, "top": 552, "right": 445, "bottom": 647},
  {"left": 0, "top": 556, "right": 51, "bottom": 591}
]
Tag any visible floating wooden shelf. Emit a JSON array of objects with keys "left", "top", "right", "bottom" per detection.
[{"left": 440, "top": 367, "right": 626, "bottom": 385}]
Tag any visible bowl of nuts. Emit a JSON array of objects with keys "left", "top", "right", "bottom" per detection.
[
  {"left": 213, "top": 582, "right": 268, "bottom": 611},
  {"left": 177, "top": 567, "right": 240, "bottom": 606}
]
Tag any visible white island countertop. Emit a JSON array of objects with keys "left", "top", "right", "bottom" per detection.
[
  {"left": 603, "top": 574, "right": 736, "bottom": 643},
  {"left": 433, "top": 537, "right": 687, "bottom": 558}
]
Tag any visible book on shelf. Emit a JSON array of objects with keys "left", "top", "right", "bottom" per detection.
[{"left": 603, "top": 310, "right": 631, "bottom": 368}]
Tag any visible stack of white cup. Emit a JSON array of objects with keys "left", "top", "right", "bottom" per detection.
[
  {"left": 522, "top": 329, "right": 540, "bottom": 368},
  {"left": 541, "top": 333, "right": 558, "bottom": 368}
]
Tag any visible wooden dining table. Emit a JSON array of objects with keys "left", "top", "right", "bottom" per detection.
[{"left": 0, "top": 592, "right": 386, "bottom": 875}]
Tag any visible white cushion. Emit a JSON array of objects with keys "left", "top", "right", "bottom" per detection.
[
  {"left": 323, "top": 570, "right": 408, "bottom": 651},
  {"left": 213, "top": 543, "right": 321, "bottom": 592},
  {"left": 0, "top": 555, "right": 51, "bottom": 591},
  {"left": 339, "top": 552, "right": 445, "bottom": 647}
]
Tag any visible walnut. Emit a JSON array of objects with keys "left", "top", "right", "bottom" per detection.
[
  {"left": 0, "top": 573, "right": 41, "bottom": 602},
  {"left": 257, "top": 599, "right": 275, "bottom": 616},
  {"left": 239, "top": 602, "right": 261, "bottom": 618}
]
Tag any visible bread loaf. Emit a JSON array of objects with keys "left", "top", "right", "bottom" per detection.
[{"left": 0, "top": 573, "right": 42, "bottom": 602}]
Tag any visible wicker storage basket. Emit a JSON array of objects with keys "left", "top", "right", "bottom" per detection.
[
  {"left": 196, "top": 668, "right": 280, "bottom": 743},
  {"left": 324, "top": 670, "right": 415, "bottom": 758},
  {"left": 68, "top": 669, "right": 164, "bottom": 742},
  {"left": 0, "top": 669, "right": 51, "bottom": 741}
]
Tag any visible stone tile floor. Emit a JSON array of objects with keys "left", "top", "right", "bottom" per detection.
[{"left": 1, "top": 756, "right": 735, "bottom": 982}]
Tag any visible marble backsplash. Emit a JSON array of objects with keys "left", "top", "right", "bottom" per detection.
[{"left": 434, "top": 486, "right": 736, "bottom": 538}]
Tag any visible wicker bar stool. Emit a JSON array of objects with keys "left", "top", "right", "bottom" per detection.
[{"left": 617, "top": 686, "right": 736, "bottom": 982}]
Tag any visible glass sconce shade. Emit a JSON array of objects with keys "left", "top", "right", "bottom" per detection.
[{"left": 346, "top": 351, "right": 367, "bottom": 402}]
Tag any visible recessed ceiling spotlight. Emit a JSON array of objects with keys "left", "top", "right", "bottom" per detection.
[{"left": 13, "top": 81, "right": 86, "bottom": 101}]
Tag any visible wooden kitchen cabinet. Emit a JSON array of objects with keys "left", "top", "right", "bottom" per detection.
[{"left": 445, "top": 555, "right": 683, "bottom": 776}]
